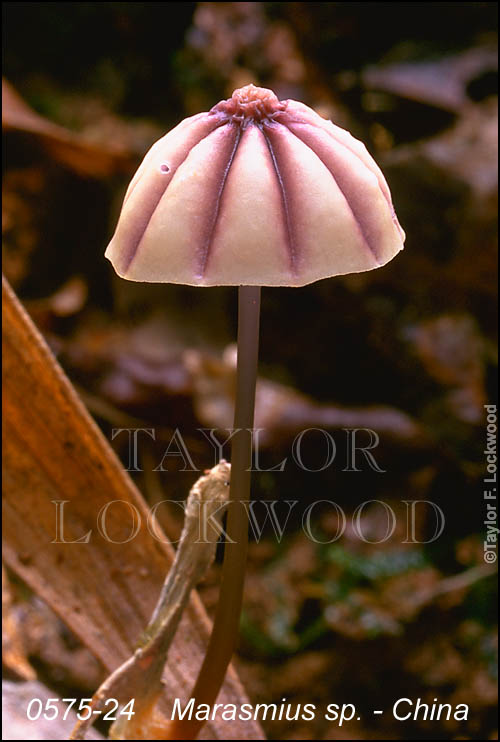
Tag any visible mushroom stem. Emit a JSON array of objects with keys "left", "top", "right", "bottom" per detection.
[{"left": 166, "top": 285, "right": 261, "bottom": 740}]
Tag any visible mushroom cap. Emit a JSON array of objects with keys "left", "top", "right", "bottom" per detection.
[{"left": 106, "top": 84, "right": 405, "bottom": 287}]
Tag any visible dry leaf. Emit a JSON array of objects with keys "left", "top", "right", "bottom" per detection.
[
  {"left": 3, "top": 679, "right": 104, "bottom": 740},
  {"left": 2, "top": 275, "right": 263, "bottom": 741},
  {"left": 362, "top": 47, "right": 498, "bottom": 113},
  {"left": 2, "top": 79, "right": 134, "bottom": 178},
  {"left": 2, "top": 564, "right": 36, "bottom": 681}
]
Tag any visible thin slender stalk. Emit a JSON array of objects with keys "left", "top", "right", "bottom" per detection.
[{"left": 165, "top": 285, "right": 261, "bottom": 740}]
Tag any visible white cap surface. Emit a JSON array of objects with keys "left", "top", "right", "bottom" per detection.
[{"left": 106, "top": 85, "right": 405, "bottom": 287}]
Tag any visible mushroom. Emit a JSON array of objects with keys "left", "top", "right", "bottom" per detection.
[{"left": 105, "top": 83, "right": 405, "bottom": 739}]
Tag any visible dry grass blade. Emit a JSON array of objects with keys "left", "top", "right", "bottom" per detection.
[{"left": 2, "top": 275, "right": 263, "bottom": 741}]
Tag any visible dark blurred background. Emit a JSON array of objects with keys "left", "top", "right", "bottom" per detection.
[{"left": 2, "top": 3, "right": 498, "bottom": 740}]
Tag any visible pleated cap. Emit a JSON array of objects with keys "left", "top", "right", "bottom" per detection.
[{"left": 106, "top": 84, "right": 405, "bottom": 287}]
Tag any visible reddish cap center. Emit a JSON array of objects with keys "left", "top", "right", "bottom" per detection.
[{"left": 210, "top": 84, "right": 287, "bottom": 125}]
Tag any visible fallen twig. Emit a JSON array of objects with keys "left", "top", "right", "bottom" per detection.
[{"left": 70, "top": 460, "right": 231, "bottom": 740}]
